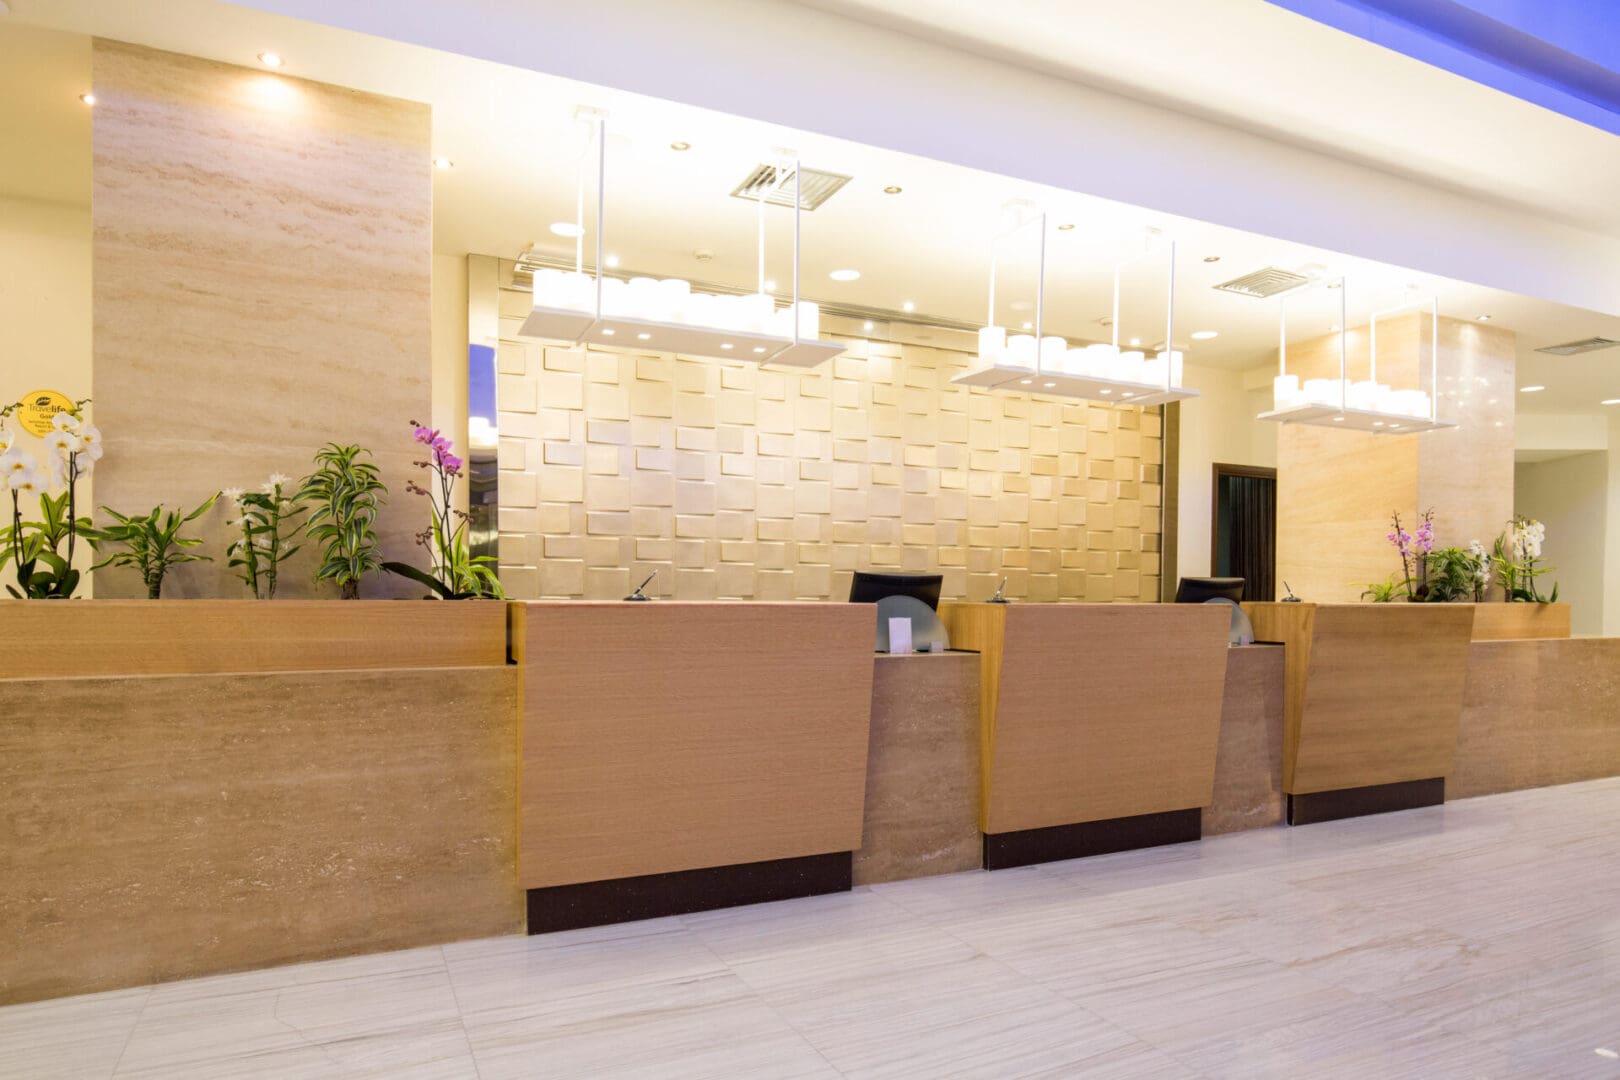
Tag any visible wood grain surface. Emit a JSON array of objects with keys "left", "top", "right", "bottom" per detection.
[
  {"left": 518, "top": 602, "right": 876, "bottom": 888},
  {"left": 942, "top": 602, "right": 1230, "bottom": 833},
  {"left": 1246, "top": 602, "right": 1475, "bottom": 794}
]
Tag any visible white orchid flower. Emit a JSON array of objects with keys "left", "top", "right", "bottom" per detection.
[
  {"left": 45, "top": 429, "right": 82, "bottom": 456},
  {"left": 0, "top": 448, "right": 37, "bottom": 477},
  {"left": 8, "top": 468, "right": 44, "bottom": 494},
  {"left": 0, "top": 427, "right": 11, "bottom": 453},
  {"left": 78, "top": 423, "right": 102, "bottom": 449},
  {"left": 51, "top": 411, "right": 80, "bottom": 432},
  {"left": 262, "top": 472, "right": 292, "bottom": 494},
  {"left": 221, "top": 486, "right": 245, "bottom": 505},
  {"left": 85, "top": 441, "right": 104, "bottom": 462}
]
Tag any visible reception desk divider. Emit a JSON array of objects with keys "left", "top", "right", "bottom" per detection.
[
  {"left": 1244, "top": 602, "right": 1475, "bottom": 823},
  {"left": 940, "top": 602, "right": 1231, "bottom": 867}
]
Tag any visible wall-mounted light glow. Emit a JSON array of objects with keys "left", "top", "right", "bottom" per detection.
[
  {"left": 257, "top": 51, "right": 283, "bottom": 68},
  {"left": 1129, "top": 337, "right": 1141, "bottom": 346},
  {"left": 763, "top": 278, "right": 776, "bottom": 292},
  {"left": 902, "top": 301, "right": 915, "bottom": 313},
  {"left": 1190, "top": 330, "right": 1219, "bottom": 340},
  {"left": 1519, "top": 385, "right": 1545, "bottom": 393},
  {"left": 433, "top": 158, "right": 454, "bottom": 171},
  {"left": 550, "top": 222, "right": 584, "bottom": 238},
  {"left": 78, "top": 92, "right": 95, "bottom": 106},
  {"left": 1477, "top": 314, "right": 1492, "bottom": 321},
  {"left": 1022, "top": 321, "right": 1033, "bottom": 330},
  {"left": 829, "top": 269, "right": 860, "bottom": 282},
  {"left": 604, "top": 254, "right": 620, "bottom": 269},
  {"left": 863, "top": 321, "right": 875, "bottom": 332}
]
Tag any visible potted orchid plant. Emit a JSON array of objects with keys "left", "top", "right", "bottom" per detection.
[
  {"left": 223, "top": 474, "right": 304, "bottom": 599},
  {"left": 384, "top": 421, "right": 503, "bottom": 599},
  {"left": 1493, "top": 516, "right": 1558, "bottom": 603},
  {"left": 0, "top": 398, "right": 100, "bottom": 599}
]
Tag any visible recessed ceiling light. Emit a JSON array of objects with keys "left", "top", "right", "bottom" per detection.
[
  {"left": 883, "top": 185, "right": 902, "bottom": 194},
  {"left": 1519, "top": 385, "right": 1545, "bottom": 393},
  {"left": 863, "top": 321, "right": 875, "bottom": 332},
  {"left": 600, "top": 328, "right": 615, "bottom": 336},
  {"left": 752, "top": 346, "right": 766, "bottom": 353},
  {"left": 433, "top": 158, "right": 454, "bottom": 171},
  {"left": 636, "top": 332, "right": 651, "bottom": 341},
  {"left": 550, "top": 222, "right": 584, "bottom": 238},
  {"left": 1597, "top": 1049, "right": 1619, "bottom": 1060},
  {"left": 670, "top": 140, "right": 690, "bottom": 151},
  {"left": 1099, "top": 388, "right": 1112, "bottom": 395},
  {"left": 78, "top": 92, "right": 95, "bottom": 106},
  {"left": 1603, "top": 399, "right": 1620, "bottom": 406},
  {"left": 902, "top": 301, "right": 915, "bottom": 313},
  {"left": 1477, "top": 314, "right": 1492, "bottom": 321},
  {"left": 1129, "top": 337, "right": 1141, "bottom": 346},
  {"left": 1057, "top": 223, "right": 1075, "bottom": 231},
  {"left": 1019, "top": 379, "right": 1033, "bottom": 385},
  {"left": 1190, "top": 330, "right": 1219, "bottom": 340},
  {"left": 257, "top": 51, "right": 283, "bottom": 68},
  {"left": 720, "top": 343, "right": 733, "bottom": 350},
  {"left": 1043, "top": 381, "right": 1057, "bottom": 388},
  {"left": 1332, "top": 415, "right": 1345, "bottom": 422},
  {"left": 1121, "top": 391, "right": 1134, "bottom": 398},
  {"left": 604, "top": 254, "right": 620, "bottom": 269},
  {"left": 1373, "top": 421, "right": 1385, "bottom": 427},
  {"left": 829, "top": 269, "right": 860, "bottom": 282},
  {"left": 1203, "top": 255, "right": 1221, "bottom": 263}
]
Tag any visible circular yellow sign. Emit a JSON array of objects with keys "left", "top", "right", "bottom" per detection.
[{"left": 15, "top": 390, "right": 75, "bottom": 437}]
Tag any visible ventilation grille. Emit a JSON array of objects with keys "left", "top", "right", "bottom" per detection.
[
  {"left": 730, "top": 164, "right": 851, "bottom": 211},
  {"left": 1213, "top": 267, "right": 1312, "bottom": 299},
  {"left": 1536, "top": 336, "right": 1620, "bottom": 356}
]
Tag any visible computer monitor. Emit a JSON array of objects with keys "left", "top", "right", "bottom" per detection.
[
  {"left": 848, "top": 571, "right": 943, "bottom": 611},
  {"left": 1175, "top": 576, "right": 1245, "bottom": 604}
]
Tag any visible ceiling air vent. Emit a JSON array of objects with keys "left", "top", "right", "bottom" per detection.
[
  {"left": 1535, "top": 336, "right": 1620, "bottom": 356},
  {"left": 1212, "top": 267, "right": 1312, "bottom": 299},
  {"left": 730, "top": 164, "right": 851, "bottom": 211}
]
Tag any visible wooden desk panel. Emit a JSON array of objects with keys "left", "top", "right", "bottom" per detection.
[
  {"left": 1245, "top": 603, "right": 1474, "bottom": 794},
  {"left": 942, "top": 603, "right": 1230, "bottom": 834},
  {"left": 518, "top": 602, "right": 876, "bottom": 888},
  {"left": 0, "top": 600, "right": 508, "bottom": 677},
  {"left": 1470, "top": 602, "right": 1571, "bottom": 641}
]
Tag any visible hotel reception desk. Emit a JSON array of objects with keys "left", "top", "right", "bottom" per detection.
[{"left": 5, "top": 596, "right": 1617, "bottom": 1004}]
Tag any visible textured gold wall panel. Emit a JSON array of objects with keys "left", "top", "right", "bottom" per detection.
[{"left": 496, "top": 312, "right": 1162, "bottom": 602}]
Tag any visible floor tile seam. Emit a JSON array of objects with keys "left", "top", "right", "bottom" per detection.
[
  {"left": 684, "top": 930, "right": 853, "bottom": 1079},
  {"left": 106, "top": 986, "right": 153, "bottom": 1080},
  {"left": 437, "top": 945, "right": 488, "bottom": 1080}
]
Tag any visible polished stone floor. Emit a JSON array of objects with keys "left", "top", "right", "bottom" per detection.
[{"left": 6, "top": 777, "right": 1620, "bottom": 1079}]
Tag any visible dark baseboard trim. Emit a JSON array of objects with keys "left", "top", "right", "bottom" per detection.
[
  {"left": 983, "top": 808, "right": 1201, "bottom": 870},
  {"left": 526, "top": 851, "right": 852, "bottom": 934},
  {"left": 1287, "top": 778, "right": 1445, "bottom": 825}
]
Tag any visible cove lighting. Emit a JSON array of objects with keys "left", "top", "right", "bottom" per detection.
[
  {"left": 550, "top": 222, "right": 584, "bottom": 238},
  {"left": 1519, "top": 385, "right": 1546, "bottom": 393},
  {"left": 78, "top": 92, "right": 95, "bottom": 106},
  {"left": 1190, "top": 330, "right": 1219, "bottom": 340},
  {"left": 257, "top": 51, "right": 283, "bottom": 68},
  {"left": 829, "top": 269, "right": 860, "bottom": 282}
]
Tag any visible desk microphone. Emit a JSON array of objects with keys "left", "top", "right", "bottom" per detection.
[
  {"left": 624, "top": 570, "right": 657, "bottom": 602},
  {"left": 1281, "top": 581, "right": 1302, "bottom": 603},
  {"left": 988, "top": 577, "right": 1010, "bottom": 604}
]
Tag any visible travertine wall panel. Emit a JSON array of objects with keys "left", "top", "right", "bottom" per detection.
[
  {"left": 91, "top": 40, "right": 432, "bottom": 598},
  {"left": 495, "top": 309, "right": 1163, "bottom": 601},
  {"left": 1277, "top": 315, "right": 1514, "bottom": 602}
]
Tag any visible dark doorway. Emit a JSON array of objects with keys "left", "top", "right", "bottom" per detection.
[{"left": 1212, "top": 464, "right": 1277, "bottom": 602}]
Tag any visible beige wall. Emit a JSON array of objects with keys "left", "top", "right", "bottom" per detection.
[
  {"left": 494, "top": 294, "right": 1164, "bottom": 602},
  {"left": 1515, "top": 452, "right": 1606, "bottom": 635},
  {"left": 1277, "top": 315, "right": 1515, "bottom": 601},
  {"left": 431, "top": 252, "right": 471, "bottom": 519},
  {"left": 89, "top": 40, "right": 434, "bottom": 598},
  {"left": 1175, "top": 362, "right": 1277, "bottom": 581},
  {"left": 0, "top": 196, "right": 95, "bottom": 593}
]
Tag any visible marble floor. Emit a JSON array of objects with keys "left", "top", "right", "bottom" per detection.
[{"left": 6, "top": 779, "right": 1620, "bottom": 1080}]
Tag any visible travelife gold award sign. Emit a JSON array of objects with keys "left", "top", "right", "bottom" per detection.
[{"left": 15, "top": 390, "right": 74, "bottom": 437}]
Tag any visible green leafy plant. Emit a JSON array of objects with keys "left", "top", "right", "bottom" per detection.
[
  {"left": 0, "top": 397, "right": 99, "bottom": 599},
  {"left": 224, "top": 474, "right": 304, "bottom": 599},
  {"left": 1420, "top": 546, "right": 1483, "bottom": 603},
  {"left": 1357, "top": 576, "right": 1401, "bottom": 603},
  {"left": 87, "top": 494, "right": 219, "bottom": 599},
  {"left": 296, "top": 444, "right": 388, "bottom": 599},
  {"left": 384, "top": 421, "right": 503, "bottom": 600}
]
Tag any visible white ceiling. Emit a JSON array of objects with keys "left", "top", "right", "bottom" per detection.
[{"left": 3, "top": 0, "right": 1618, "bottom": 411}]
